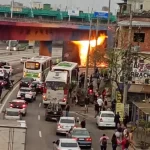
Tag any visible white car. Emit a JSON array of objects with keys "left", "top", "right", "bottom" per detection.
[
  {"left": 56, "top": 117, "right": 76, "bottom": 135},
  {"left": 9, "top": 99, "right": 28, "bottom": 116},
  {"left": 3, "top": 108, "right": 22, "bottom": 120},
  {"left": 17, "top": 87, "right": 36, "bottom": 102},
  {"left": 2, "top": 65, "right": 13, "bottom": 75},
  {"left": 53, "top": 138, "right": 81, "bottom": 150},
  {"left": 96, "top": 111, "right": 115, "bottom": 129},
  {"left": 20, "top": 57, "right": 30, "bottom": 63}
]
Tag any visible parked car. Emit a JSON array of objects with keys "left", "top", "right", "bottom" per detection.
[{"left": 96, "top": 111, "right": 115, "bottom": 129}]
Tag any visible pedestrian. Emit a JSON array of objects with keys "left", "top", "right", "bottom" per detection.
[
  {"left": 111, "top": 99, "right": 116, "bottom": 112},
  {"left": 97, "top": 95, "right": 104, "bottom": 111},
  {"left": 111, "top": 134, "right": 118, "bottom": 150},
  {"left": 80, "top": 118, "right": 86, "bottom": 128},
  {"left": 119, "top": 135, "right": 130, "bottom": 150},
  {"left": 100, "top": 134, "right": 109, "bottom": 150},
  {"left": 103, "top": 96, "right": 108, "bottom": 111},
  {"left": 65, "top": 102, "right": 70, "bottom": 117},
  {"left": 102, "top": 88, "right": 106, "bottom": 101},
  {"left": 114, "top": 112, "right": 121, "bottom": 128},
  {"left": 97, "top": 78, "right": 100, "bottom": 89},
  {"left": 123, "top": 113, "right": 129, "bottom": 127},
  {"left": 0, "top": 83, "right": 3, "bottom": 99},
  {"left": 94, "top": 101, "right": 99, "bottom": 117},
  {"left": 84, "top": 95, "right": 90, "bottom": 113}
]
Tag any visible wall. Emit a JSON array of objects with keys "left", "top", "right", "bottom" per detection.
[
  {"left": 143, "top": 0, "right": 150, "bottom": 11},
  {"left": 117, "top": 26, "right": 150, "bottom": 52}
]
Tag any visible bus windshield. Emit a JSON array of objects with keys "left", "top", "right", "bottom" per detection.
[
  {"left": 25, "top": 62, "right": 40, "bottom": 70},
  {"left": 46, "top": 81, "right": 66, "bottom": 90}
]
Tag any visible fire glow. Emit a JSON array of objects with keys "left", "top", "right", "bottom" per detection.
[{"left": 73, "top": 34, "right": 107, "bottom": 66}]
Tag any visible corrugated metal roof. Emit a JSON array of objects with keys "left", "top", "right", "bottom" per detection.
[{"left": 118, "top": 20, "right": 150, "bottom": 27}]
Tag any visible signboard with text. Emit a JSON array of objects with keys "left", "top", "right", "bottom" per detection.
[{"left": 94, "top": 11, "right": 108, "bottom": 19}]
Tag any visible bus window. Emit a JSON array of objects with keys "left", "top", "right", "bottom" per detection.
[
  {"left": 71, "top": 69, "right": 78, "bottom": 82},
  {"left": 46, "top": 81, "right": 65, "bottom": 90},
  {"left": 25, "top": 62, "right": 40, "bottom": 70}
]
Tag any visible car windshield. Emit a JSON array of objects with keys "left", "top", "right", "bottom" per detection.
[
  {"left": 46, "top": 81, "right": 65, "bottom": 90},
  {"left": 6, "top": 111, "right": 19, "bottom": 116},
  {"left": 72, "top": 130, "right": 89, "bottom": 136},
  {"left": 101, "top": 113, "right": 114, "bottom": 117},
  {"left": 60, "top": 119, "right": 74, "bottom": 124},
  {"left": 20, "top": 89, "right": 31, "bottom": 92},
  {"left": 61, "top": 143, "right": 78, "bottom": 147},
  {"left": 3, "top": 66, "right": 10, "bottom": 69}
]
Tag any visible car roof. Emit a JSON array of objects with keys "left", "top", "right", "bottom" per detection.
[
  {"left": 59, "top": 138, "right": 77, "bottom": 143},
  {"left": 73, "top": 127, "right": 88, "bottom": 131},
  {"left": 20, "top": 87, "right": 31, "bottom": 90},
  {"left": 60, "top": 117, "right": 75, "bottom": 120},
  {"left": 6, "top": 108, "right": 20, "bottom": 112},
  {"left": 11, "top": 99, "right": 26, "bottom": 103},
  {"left": 101, "top": 111, "right": 114, "bottom": 114}
]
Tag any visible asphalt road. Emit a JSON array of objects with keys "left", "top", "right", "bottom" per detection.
[{"left": 0, "top": 84, "right": 117, "bottom": 150}]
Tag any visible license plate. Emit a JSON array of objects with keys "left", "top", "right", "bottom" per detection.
[{"left": 79, "top": 138, "right": 84, "bottom": 140}]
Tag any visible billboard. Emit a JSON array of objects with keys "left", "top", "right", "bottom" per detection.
[
  {"left": 94, "top": 11, "right": 108, "bottom": 19},
  {"left": 68, "top": 9, "right": 79, "bottom": 16}
]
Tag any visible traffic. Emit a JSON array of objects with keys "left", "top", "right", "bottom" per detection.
[{"left": 0, "top": 54, "right": 128, "bottom": 150}]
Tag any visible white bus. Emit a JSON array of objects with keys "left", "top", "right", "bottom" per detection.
[
  {"left": 43, "top": 71, "right": 69, "bottom": 107},
  {"left": 52, "top": 61, "right": 79, "bottom": 84},
  {"left": 23, "top": 56, "right": 52, "bottom": 81}
]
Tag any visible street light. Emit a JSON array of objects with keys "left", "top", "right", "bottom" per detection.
[{"left": 8, "top": 0, "right": 14, "bottom": 51}]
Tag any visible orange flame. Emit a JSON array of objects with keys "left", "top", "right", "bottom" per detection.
[{"left": 73, "top": 34, "right": 107, "bottom": 66}]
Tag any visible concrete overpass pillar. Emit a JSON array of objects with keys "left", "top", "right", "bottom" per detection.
[{"left": 39, "top": 41, "right": 52, "bottom": 56}]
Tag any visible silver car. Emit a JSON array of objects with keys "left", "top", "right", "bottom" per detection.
[
  {"left": 3, "top": 108, "right": 22, "bottom": 120},
  {"left": 53, "top": 138, "right": 81, "bottom": 150},
  {"left": 56, "top": 117, "right": 76, "bottom": 135}
]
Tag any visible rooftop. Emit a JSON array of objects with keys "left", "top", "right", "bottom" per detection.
[{"left": 118, "top": 20, "right": 150, "bottom": 27}]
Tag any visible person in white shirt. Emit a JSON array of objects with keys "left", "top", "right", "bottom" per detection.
[{"left": 97, "top": 95, "right": 103, "bottom": 111}]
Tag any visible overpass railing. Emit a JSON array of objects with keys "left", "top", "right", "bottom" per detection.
[{"left": 0, "top": 16, "right": 116, "bottom": 27}]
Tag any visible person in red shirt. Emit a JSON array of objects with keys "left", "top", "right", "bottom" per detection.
[{"left": 118, "top": 136, "right": 130, "bottom": 150}]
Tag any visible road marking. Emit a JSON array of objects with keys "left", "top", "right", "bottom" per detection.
[
  {"left": 0, "top": 82, "right": 19, "bottom": 113},
  {"left": 38, "top": 115, "right": 40, "bottom": 120},
  {"left": 39, "top": 103, "right": 41, "bottom": 107},
  {"left": 39, "top": 131, "right": 42, "bottom": 137}
]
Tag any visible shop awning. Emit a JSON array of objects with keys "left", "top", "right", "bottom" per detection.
[{"left": 128, "top": 84, "right": 150, "bottom": 94}]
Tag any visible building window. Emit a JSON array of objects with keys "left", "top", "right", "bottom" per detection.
[{"left": 133, "top": 33, "right": 145, "bottom": 42}]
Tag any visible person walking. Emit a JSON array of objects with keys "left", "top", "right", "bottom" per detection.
[
  {"left": 111, "top": 134, "right": 118, "bottom": 150},
  {"left": 81, "top": 118, "right": 86, "bottom": 128},
  {"left": 97, "top": 78, "right": 101, "bottom": 89},
  {"left": 94, "top": 101, "right": 99, "bottom": 118},
  {"left": 100, "top": 134, "right": 109, "bottom": 150},
  {"left": 114, "top": 112, "right": 121, "bottom": 128},
  {"left": 65, "top": 102, "right": 70, "bottom": 117},
  {"left": 97, "top": 95, "right": 104, "bottom": 111},
  {"left": 84, "top": 95, "right": 90, "bottom": 113},
  {"left": 123, "top": 113, "right": 129, "bottom": 127}
]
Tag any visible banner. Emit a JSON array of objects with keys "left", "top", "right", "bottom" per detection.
[{"left": 68, "top": 10, "right": 79, "bottom": 16}]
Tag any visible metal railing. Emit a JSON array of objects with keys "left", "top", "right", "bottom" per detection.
[{"left": 0, "top": 16, "right": 116, "bottom": 26}]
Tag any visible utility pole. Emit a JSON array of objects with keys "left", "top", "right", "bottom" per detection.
[
  {"left": 84, "top": 19, "right": 92, "bottom": 93},
  {"left": 8, "top": 0, "right": 14, "bottom": 51},
  {"left": 107, "top": 0, "right": 111, "bottom": 25},
  {"left": 123, "top": 4, "right": 132, "bottom": 104},
  {"left": 94, "top": 17, "right": 99, "bottom": 69}
]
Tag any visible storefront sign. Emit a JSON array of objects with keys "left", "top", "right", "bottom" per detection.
[
  {"left": 116, "top": 91, "right": 122, "bottom": 103},
  {"left": 116, "top": 103, "right": 124, "bottom": 121}
]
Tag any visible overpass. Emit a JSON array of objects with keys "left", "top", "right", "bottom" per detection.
[{"left": 0, "top": 6, "right": 116, "bottom": 56}]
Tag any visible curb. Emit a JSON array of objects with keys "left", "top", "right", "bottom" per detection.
[{"left": 0, "top": 76, "right": 22, "bottom": 103}]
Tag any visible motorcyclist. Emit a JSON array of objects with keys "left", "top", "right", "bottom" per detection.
[{"left": 88, "top": 82, "right": 93, "bottom": 91}]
